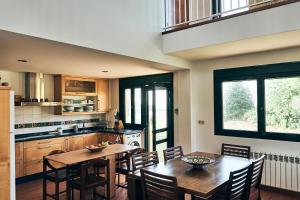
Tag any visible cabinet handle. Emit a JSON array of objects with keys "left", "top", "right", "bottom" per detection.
[
  {"left": 38, "top": 146, "right": 51, "bottom": 149},
  {"left": 38, "top": 141, "right": 51, "bottom": 144}
]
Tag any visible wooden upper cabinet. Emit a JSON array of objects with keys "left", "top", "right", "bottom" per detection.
[
  {"left": 97, "top": 79, "right": 109, "bottom": 112},
  {"left": 60, "top": 76, "right": 98, "bottom": 96}
]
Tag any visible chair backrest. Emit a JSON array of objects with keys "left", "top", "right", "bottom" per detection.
[
  {"left": 80, "top": 158, "right": 110, "bottom": 184},
  {"left": 45, "top": 150, "right": 66, "bottom": 170},
  {"left": 250, "top": 155, "right": 265, "bottom": 188},
  {"left": 221, "top": 143, "right": 251, "bottom": 159},
  {"left": 132, "top": 151, "right": 159, "bottom": 171},
  {"left": 225, "top": 164, "right": 251, "bottom": 200},
  {"left": 141, "top": 168, "right": 179, "bottom": 200},
  {"left": 116, "top": 148, "right": 146, "bottom": 171},
  {"left": 163, "top": 146, "right": 183, "bottom": 162}
]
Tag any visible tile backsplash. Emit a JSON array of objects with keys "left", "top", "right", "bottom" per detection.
[{"left": 14, "top": 106, "right": 106, "bottom": 135}]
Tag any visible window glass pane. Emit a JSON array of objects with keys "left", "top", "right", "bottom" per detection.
[
  {"left": 155, "top": 89, "right": 167, "bottom": 129},
  {"left": 222, "top": 80, "right": 257, "bottom": 131},
  {"left": 134, "top": 88, "right": 141, "bottom": 124},
  {"left": 125, "top": 89, "right": 131, "bottom": 124},
  {"left": 156, "top": 131, "right": 167, "bottom": 141},
  {"left": 265, "top": 77, "right": 300, "bottom": 134},
  {"left": 156, "top": 142, "right": 167, "bottom": 161}
]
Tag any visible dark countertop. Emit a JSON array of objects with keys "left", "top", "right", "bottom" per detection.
[{"left": 15, "top": 127, "right": 142, "bottom": 143}]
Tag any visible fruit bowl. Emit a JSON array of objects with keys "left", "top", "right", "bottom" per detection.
[
  {"left": 85, "top": 143, "right": 108, "bottom": 152},
  {"left": 181, "top": 155, "right": 215, "bottom": 169}
]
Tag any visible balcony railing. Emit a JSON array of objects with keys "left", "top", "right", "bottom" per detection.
[{"left": 163, "top": 0, "right": 294, "bottom": 33}]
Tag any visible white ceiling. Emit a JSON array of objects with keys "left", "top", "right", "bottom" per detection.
[
  {"left": 169, "top": 30, "right": 300, "bottom": 61},
  {"left": 0, "top": 30, "right": 182, "bottom": 79}
]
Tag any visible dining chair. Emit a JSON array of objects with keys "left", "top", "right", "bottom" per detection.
[
  {"left": 69, "top": 158, "right": 110, "bottom": 200},
  {"left": 192, "top": 164, "right": 251, "bottom": 200},
  {"left": 132, "top": 151, "right": 159, "bottom": 171},
  {"left": 43, "top": 150, "right": 67, "bottom": 200},
  {"left": 163, "top": 146, "right": 184, "bottom": 162},
  {"left": 221, "top": 143, "right": 251, "bottom": 159},
  {"left": 247, "top": 155, "right": 265, "bottom": 200},
  {"left": 140, "top": 168, "right": 180, "bottom": 200},
  {"left": 115, "top": 148, "right": 145, "bottom": 188}
]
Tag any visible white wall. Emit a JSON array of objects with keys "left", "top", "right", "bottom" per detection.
[
  {"left": 163, "top": 1, "right": 300, "bottom": 53},
  {"left": 174, "top": 70, "right": 192, "bottom": 153},
  {"left": 0, "top": 0, "right": 190, "bottom": 69},
  {"left": 190, "top": 46, "right": 300, "bottom": 156}
]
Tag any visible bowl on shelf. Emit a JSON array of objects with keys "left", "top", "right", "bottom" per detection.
[
  {"left": 74, "top": 107, "right": 83, "bottom": 112},
  {"left": 83, "top": 105, "right": 94, "bottom": 112},
  {"left": 181, "top": 155, "right": 215, "bottom": 170},
  {"left": 64, "top": 106, "right": 74, "bottom": 112}
]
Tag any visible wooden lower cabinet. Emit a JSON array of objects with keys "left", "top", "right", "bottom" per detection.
[
  {"left": 67, "top": 135, "right": 85, "bottom": 151},
  {"left": 99, "top": 133, "right": 123, "bottom": 144},
  {"left": 17, "top": 132, "right": 103, "bottom": 178},
  {"left": 84, "top": 133, "right": 98, "bottom": 146},
  {"left": 23, "top": 138, "right": 66, "bottom": 176}
]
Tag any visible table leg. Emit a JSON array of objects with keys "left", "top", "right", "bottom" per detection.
[{"left": 106, "top": 154, "right": 116, "bottom": 199}]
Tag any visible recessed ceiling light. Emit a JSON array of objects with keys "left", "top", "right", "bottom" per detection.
[
  {"left": 102, "top": 70, "right": 109, "bottom": 73},
  {"left": 17, "top": 59, "right": 28, "bottom": 63}
]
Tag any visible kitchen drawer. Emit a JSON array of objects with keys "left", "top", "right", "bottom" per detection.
[
  {"left": 24, "top": 160, "right": 43, "bottom": 176},
  {"left": 24, "top": 137, "right": 66, "bottom": 148},
  {"left": 15, "top": 142, "right": 23, "bottom": 161},
  {"left": 24, "top": 142, "right": 65, "bottom": 162}
]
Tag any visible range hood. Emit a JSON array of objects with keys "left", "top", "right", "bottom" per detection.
[{"left": 17, "top": 72, "right": 61, "bottom": 106}]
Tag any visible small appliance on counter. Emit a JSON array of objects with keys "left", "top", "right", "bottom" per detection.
[{"left": 107, "top": 108, "right": 117, "bottom": 128}]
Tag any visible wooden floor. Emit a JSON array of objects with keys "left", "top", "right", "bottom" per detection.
[{"left": 16, "top": 176, "right": 299, "bottom": 200}]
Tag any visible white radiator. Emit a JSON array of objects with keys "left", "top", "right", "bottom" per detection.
[{"left": 251, "top": 152, "right": 300, "bottom": 192}]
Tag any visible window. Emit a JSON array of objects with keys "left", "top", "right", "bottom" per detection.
[
  {"left": 214, "top": 62, "right": 300, "bottom": 142},
  {"left": 125, "top": 89, "right": 131, "bottom": 124},
  {"left": 222, "top": 80, "right": 257, "bottom": 131},
  {"left": 134, "top": 88, "right": 142, "bottom": 124}
]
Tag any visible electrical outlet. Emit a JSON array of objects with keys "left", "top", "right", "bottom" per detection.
[{"left": 198, "top": 120, "right": 205, "bottom": 125}]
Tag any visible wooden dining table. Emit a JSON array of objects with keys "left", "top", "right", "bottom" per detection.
[
  {"left": 127, "top": 152, "right": 252, "bottom": 200},
  {"left": 44, "top": 144, "right": 139, "bottom": 199}
]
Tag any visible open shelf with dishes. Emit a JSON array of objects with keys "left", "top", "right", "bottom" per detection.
[{"left": 54, "top": 75, "right": 109, "bottom": 115}]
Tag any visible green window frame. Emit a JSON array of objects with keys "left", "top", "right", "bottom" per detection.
[{"left": 214, "top": 61, "right": 300, "bottom": 142}]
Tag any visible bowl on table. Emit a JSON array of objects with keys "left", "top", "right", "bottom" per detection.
[
  {"left": 85, "top": 142, "right": 108, "bottom": 153},
  {"left": 181, "top": 155, "right": 215, "bottom": 170}
]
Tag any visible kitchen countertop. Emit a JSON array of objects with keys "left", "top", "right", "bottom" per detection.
[{"left": 15, "top": 127, "right": 143, "bottom": 143}]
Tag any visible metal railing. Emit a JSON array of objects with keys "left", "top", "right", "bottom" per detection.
[{"left": 163, "top": 0, "right": 289, "bottom": 32}]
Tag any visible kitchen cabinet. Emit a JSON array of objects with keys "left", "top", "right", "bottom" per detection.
[
  {"left": 15, "top": 143, "right": 24, "bottom": 178},
  {"left": 84, "top": 133, "right": 99, "bottom": 146},
  {"left": 99, "top": 133, "right": 122, "bottom": 144},
  {"left": 67, "top": 135, "right": 85, "bottom": 151},
  {"left": 16, "top": 132, "right": 103, "bottom": 178},
  {"left": 54, "top": 75, "right": 109, "bottom": 115},
  {"left": 97, "top": 79, "right": 109, "bottom": 112},
  {"left": 23, "top": 138, "right": 66, "bottom": 176},
  {"left": 0, "top": 87, "right": 12, "bottom": 200}
]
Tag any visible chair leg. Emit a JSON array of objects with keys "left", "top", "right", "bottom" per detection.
[
  {"left": 55, "top": 182, "right": 60, "bottom": 200},
  {"left": 80, "top": 189, "right": 85, "bottom": 200},
  {"left": 43, "top": 179, "right": 47, "bottom": 200}
]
